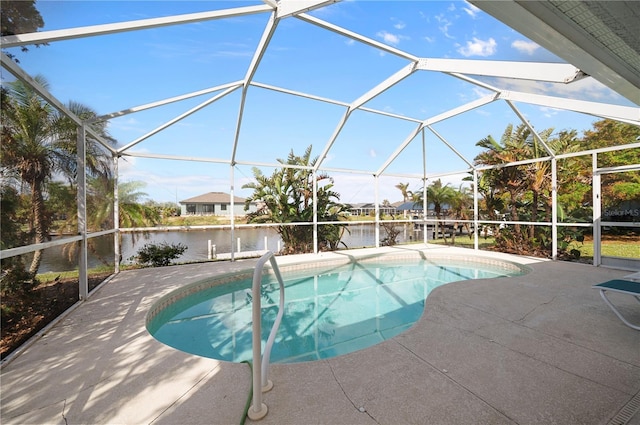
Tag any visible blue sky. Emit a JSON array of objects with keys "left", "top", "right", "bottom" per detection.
[{"left": 2, "top": 0, "right": 632, "bottom": 205}]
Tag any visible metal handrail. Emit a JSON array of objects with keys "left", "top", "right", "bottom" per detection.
[{"left": 248, "top": 251, "right": 285, "bottom": 421}]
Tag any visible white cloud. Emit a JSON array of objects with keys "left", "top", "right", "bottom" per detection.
[
  {"left": 457, "top": 37, "right": 497, "bottom": 57},
  {"left": 117, "top": 155, "right": 138, "bottom": 174},
  {"left": 462, "top": 2, "right": 481, "bottom": 18},
  {"left": 117, "top": 166, "right": 233, "bottom": 202},
  {"left": 376, "top": 30, "right": 408, "bottom": 46},
  {"left": 539, "top": 106, "right": 560, "bottom": 118},
  {"left": 392, "top": 17, "right": 406, "bottom": 30},
  {"left": 369, "top": 149, "right": 377, "bottom": 158},
  {"left": 435, "top": 14, "right": 454, "bottom": 39},
  {"left": 511, "top": 40, "right": 539, "bottom": 55},
  {"left": 108, "top": 117, "right": 142, "bottom": 132},
  {"left": 472, "top": 86, "right": 493, "bottom": 99}
]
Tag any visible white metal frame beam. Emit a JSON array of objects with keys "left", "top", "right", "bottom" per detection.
[
  {"left": 505, "top": 100, "right": 557, "bottom": 157},
  {"left": 92, "top": 81, "right": 244, "bottom": 123},
  {"left": 276, "top": 0, "right": 341, "bottom": 19},
  {"left": 296, "top": 13, "right": 418, "bottom": 62},
  {"left": 417, "top": 58, "right": 580, "bottom": 84},
  {"left": 425, "top": 125, "right": 474, "bottom": 168},
  {"left": 376, "top": 93, "right": 498, "bottom": 175},
  {"left": 0, "top": 5, "right": 273, "bottom": 47},
  {"left": 231, "top": 12, "right": 279, "bottom": 164},
  {"left": 349, "top": 63, "right": 417, "bottom": 111},
  {"left": 117, "top": 85, "right": 240, "bottom": 153},
  {"left": 498, "top": 91, "right": 640, "bottom": 124}
]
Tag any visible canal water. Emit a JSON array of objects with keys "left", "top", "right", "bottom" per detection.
[{"left": 38, "top": 223, "right": 431, "bottom": 273}]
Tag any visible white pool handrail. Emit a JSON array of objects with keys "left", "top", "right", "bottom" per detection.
[{"left": 248, "top": 250, "right": 285, "bottom": 421}]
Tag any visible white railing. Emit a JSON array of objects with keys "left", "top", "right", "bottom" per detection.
[{"left": 248, "top": 251, "right": 285, "bottom": 421}]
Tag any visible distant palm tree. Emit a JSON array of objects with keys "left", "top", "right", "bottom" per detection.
[
  {"left": 395, "top": 182, "right": 411, "bottom": 202},
  {"left": 449, "top": 184, "right": 473, "bottom": 243},
  {"left": 413, "top": 179, "right": 455, "bottom": 239},
  {"left": 87, "top": 178, "right": 160, "bottom": 231},
  {"left": 59, "top": 178, "right": 160, "bottom": 266},
  {"left": 427, "top": 179, "right": 456, "bottom": 239}
]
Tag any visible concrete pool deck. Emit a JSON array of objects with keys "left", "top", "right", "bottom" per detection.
[{"left": 1, "top": 245, "right": 639, "bottom": 425}]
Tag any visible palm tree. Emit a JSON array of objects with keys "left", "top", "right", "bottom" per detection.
[
  {"left": 475, "top": 123, "right": 571, "bottom": 253},
  {"left": 1, "top": 75, "right": 113, "bottom": 276},
  {"left": 427, "top": 179, "right": 455, "bottom": 220},
  {"left": 475, "top": 125, "right": 529, "bottom": 249},
  {"left": 2, "top": 76, "right": 56, "bottom": 275},
  {"left": 52, "top": 100, "right": 113, "bottom": 186}
]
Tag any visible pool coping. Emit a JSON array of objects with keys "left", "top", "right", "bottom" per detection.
[{"left": 145, "top": 249, "right": 530, "bottom": 330}]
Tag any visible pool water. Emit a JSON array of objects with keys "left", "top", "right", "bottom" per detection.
[{"left": 147, "top": 258, "right": 525, "bottom": 363}]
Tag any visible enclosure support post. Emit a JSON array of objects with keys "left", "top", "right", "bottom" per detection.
[
  {"left": 77, "top": 125, "right": 88, "bottom": 300},
  {"left": 423, "top": 179, "right": 428, "bottom": 243},
  {"left": 551, "top": 158, "right": 558, "bottom": 260},
  {"left": 114, "top": 156, "right": 120, "bottom": 273},
  {"left": 422, "top": 130, "right": 428, "bottom": 244},
  {"left": 592, "top": 154, "right": 602, "bottom": 266},
  {"left": 473, "top": 169, "right": 479, "bottom": 251},
  {"left": 374, "top": 175, "right": 380, "bottom": 248},
  {"left": 230, "top": 165, "right": 236, "bottom": 261},
  {"left": 313, "top": 170, "right": 318, "bottom": 254}
]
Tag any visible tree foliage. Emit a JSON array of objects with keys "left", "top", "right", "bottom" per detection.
[
  {"left": 473, "top": 120, "right": 639, "bottom": 258},
  {"left": 0, "top": 184, "right": 33, "bottom": 294},
  {"left": 1, "top": 0, "right": 46, "bottom": 60},
  {"left": 242, "top": 146, "right": 348, "bottom": 254}
]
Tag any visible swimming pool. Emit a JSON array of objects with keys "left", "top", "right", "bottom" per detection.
[{"left": 147, "top": 254, "right": 527, "bottom": 364}]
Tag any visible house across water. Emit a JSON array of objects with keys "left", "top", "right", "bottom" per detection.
[{"left": 179, "top": 192, "right": 258, "bottom": 216}]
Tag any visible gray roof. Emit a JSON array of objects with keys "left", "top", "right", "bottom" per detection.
[{"left": 179, "top": 192, "right": 248, "bottom": 205}]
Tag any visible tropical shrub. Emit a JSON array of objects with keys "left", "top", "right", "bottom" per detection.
[{"left": 132, "top": 242, "right": 187, "bottom": 267}]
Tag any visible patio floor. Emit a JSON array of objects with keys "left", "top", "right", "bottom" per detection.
[{"left": 1, "top": 246, "right": 639, "bottom": 425}]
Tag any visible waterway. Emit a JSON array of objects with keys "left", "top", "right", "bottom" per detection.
[{"left": 38, "top": 223, "right": 432, "bottom": 273}]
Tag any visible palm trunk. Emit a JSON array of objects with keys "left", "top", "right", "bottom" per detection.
[
  {"left": 28, "top": 180, "right": 47, "bottom": 276},
  {"left": 508, "top": 189, "right": 521, "bottom": 245},
  {"left": 529, "top": 190, "right": 538, "bottom": 240}
]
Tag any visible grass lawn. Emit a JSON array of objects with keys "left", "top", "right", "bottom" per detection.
[
  {"left": 575, "top": 237, "right": 639, "bottom": 259},
  {"left": 426, "top": 235, "right": 638, "bottom": 260}
]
